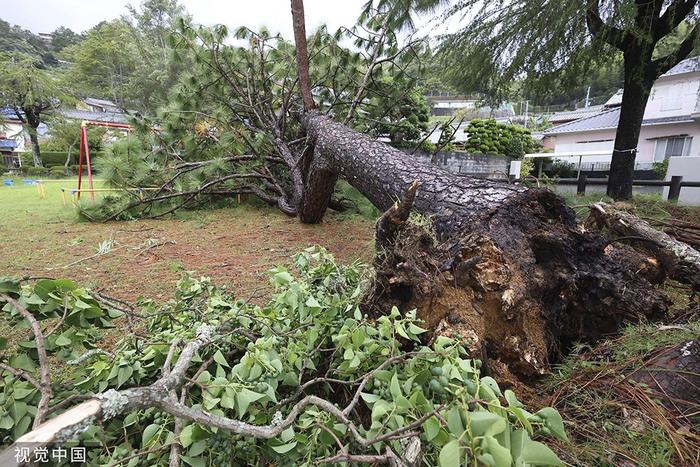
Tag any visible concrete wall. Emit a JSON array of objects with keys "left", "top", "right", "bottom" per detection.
[
  {"left": 412, "top": 151, "right": 511, "bottom": 177},
  {"left": 663, "top": 156, "right": 700, "bottom": 205}
]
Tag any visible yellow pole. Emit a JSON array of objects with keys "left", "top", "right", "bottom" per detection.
[{"left": 61, "top": 189, "right": 67, "bottom": 207}]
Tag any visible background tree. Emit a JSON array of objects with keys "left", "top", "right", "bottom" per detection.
[
  {"left": 0, "top": 53, "right": 66, "bottom": 166},
  {"left": 44, "top": 117, "right": 107, "bottom": 168},
  {"left": 370, "top": 0, "right": 700, "bottom": 200},
  {"left": 62, "top": 0, "right": 192, "bottom": 114},
  {"left": 0, "top": 19, "right": 57, "bottom": 65}
]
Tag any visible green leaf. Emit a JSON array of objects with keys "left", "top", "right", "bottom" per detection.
[
  {"left": 519, "top": 438, "right": 564, "bottom": 466},
  {"left": 142, "top": 423, "right": 161, "bottom": 447},
  {"left": 180, "top": 425, "right": 195, "bottom": 448},
  {"left": 213, "top": 350, "right": 229, "bottom": 368},
  {"left": 535, "top": 407, "right": 568, "bottom": 442},
  {"left": 389, "top": 373, "right": 402, "bottom": 399},
  {"left": 481, "top": 436, "right": 512, "bottom": 467},
  {"left": 468, "top": 411, "right": 506, "bottom": 437},
  {"left": 272, "top": 271, "right": 293, "bottom": 285},
  {"left": 0, "top": 277, "right": 20, "bottom": 293},
  {"left": 504, "top": 389, "right": 523, "bottom": 408},
  {"left": 117, "top": 365, "right": 134, "bottom": 388},
  {"left": 423, "top": 416, "right": 441, "bottom": 441},
  {"left": 0, "top": 336, "right": 6, "bottom": 350},
  {"left": 439, "top": 439, "right": 461, "bottom": 467},
  {"left": 55, "top": 333, "right": 72, "bottom": 347},
  {"left": 446, "top": 407, "right": 464, "bottom": 436},
  {"left": 270, "top": 441, "right": 297, "bottom": 454},
  {"left": 236, "top": 388, "right": 264, "bottom": 418},
  {"left": 9, "top": 354, "right": 35, "bottom": 372}
]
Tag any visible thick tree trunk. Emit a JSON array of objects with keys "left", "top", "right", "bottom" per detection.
[
  {"left": 301, "top": 110, "right": 670, "bottom": 387},
  {"left": 607, "top": 53, "right": 654, "bottom": 200},
  {"left": 27, "top": 125, "right": 42, "bottom": 168}
]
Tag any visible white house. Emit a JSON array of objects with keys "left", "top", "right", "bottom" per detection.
[{"left": 544, "top": 57, "right": 700, "bottom": 172}]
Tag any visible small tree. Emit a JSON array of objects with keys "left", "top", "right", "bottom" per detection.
[
  {"left": 0, "top": 53, "right": 65, "bottom": 166},
  {"left": 45, "top": 118, "right": 107, "bottom": 169}
]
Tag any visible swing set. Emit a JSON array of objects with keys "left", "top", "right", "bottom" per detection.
[{"left": 76, "top": 120, "right": 131, "bottom": 201}]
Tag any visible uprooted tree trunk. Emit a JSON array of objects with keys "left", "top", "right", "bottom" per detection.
[{"left": 299, "top": 110, "right": 675, "bottom": 387}]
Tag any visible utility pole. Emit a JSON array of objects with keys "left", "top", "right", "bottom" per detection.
[
  {"left": 523, "top": 100, "right": 528, "bottom": 128},
  {"left": 585, "top": 86, "right": 591, "bottom": 108}
]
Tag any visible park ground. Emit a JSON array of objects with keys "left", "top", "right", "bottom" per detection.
[{"left": 0, "top": 177, "right": 375, "bottom": 302}]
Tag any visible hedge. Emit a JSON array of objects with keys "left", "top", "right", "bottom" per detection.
[{"left": 20, "top": 151, "right": 105, "bottom": 168}]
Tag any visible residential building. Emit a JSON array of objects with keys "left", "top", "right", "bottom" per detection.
[{"left": 544, "top": 57, "right": 700, "bottom": 172}]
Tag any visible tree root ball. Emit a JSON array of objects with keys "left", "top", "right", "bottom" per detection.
[{"left": 365, "top": 188, "right": 670, "bottom": 389}]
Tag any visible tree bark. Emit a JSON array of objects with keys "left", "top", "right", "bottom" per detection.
[
  {"left": 290, "top": 0, "right": 315, "bottom": 111},
  {"left": 607, "top": 53, "right": 654, "bottom": 200},
  {"left": 300, "top": 110, "right": 670, "bottom": 386},
  {"left": 27, "top": 125, "right": 42, "bottom": 168}
]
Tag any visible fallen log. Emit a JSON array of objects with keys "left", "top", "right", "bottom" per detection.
[
  {"left": 299, "top": 110, "right": 670, "bottom": 387},
  {"left": 588, "top": 202, "right": 700, "bottom": 290}
]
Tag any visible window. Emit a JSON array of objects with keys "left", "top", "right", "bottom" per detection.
[{"left": 654, "top": 136, "right": 693, "bottom": 161}]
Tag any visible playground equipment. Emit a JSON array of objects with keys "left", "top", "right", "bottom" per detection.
[
  {"left": 77, "top": 120, "right": 131, "bottom": 201},
  {"left": 60, "top": 187, "right": 160, "bottom": 208}
]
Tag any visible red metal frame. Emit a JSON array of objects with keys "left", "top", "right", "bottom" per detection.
[{"left": 76, "top": 121, "right": 131, "bottom": 201}]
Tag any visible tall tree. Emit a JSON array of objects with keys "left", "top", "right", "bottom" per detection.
[
  {"left": 0, "top": 53, "right": 65, "bottom": 166},
  {"left": 368, "top": 0, "right": 700, "bottom": 200}
]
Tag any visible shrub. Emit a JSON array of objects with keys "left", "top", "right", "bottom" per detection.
[
  {"left": 464, "top": 119, "right": 534, "bottom": 158},
  {"left": 546, "top": 160, "right": 578, "bottom": 178},
  {"left": 652, "top": 159, "right": 669, "bottom": 179},
  {"left": 49, "top": 166, "right": 70, "bottom": 178},
  {"left": 0, "top": 249, "right": 567, "bottom": 466},
  {"left": 504, "top": 136, "right": 525, "bottom": 159},
  {"left": 23, "top": 166, "right": 49, "bottom": 176}
]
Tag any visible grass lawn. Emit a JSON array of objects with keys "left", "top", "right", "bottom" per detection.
[{"left": 0, "top": 176, "right": 375, "bottom": 302}]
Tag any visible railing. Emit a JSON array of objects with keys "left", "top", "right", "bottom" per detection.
[
  {"left": 553, "top": 175, "right": 699, "bottom": 201},
  {"left": 571, "top": 161, "right": 656, "bottom": 172}
]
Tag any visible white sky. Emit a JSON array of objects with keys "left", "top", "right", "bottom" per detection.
[{"left": 1, "top": 0, "right": 372, "bottom": 38}]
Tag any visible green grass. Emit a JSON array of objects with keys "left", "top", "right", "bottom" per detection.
[{"left": 0, "top": 176, "right": 110, "bottom": 226}]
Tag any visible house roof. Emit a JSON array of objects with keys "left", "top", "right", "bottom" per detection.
[
  {"left": 604, "top": 89, "right": 623, "bottom": 107},
  {"left": 59, "top": 109, "right": 128, "bottom": 124},
  {"left": 544, "top": 107, "right": 695, "bottom": 135},
  {"left": 661, "top": 56, "right": 700, "bottom": 78},
  {"left": 84, "top": 97, "right": 120, "bottom": 108},
  {"left": 0, "top": 108, "right": 23, "bottom": 122},
  {"left": 549, "top": 105, "right": 604, "bottom": 123}
]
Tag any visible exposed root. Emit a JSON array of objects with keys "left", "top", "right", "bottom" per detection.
[{"left": 365, "top": 188, "right": 670, "bottom": 391}]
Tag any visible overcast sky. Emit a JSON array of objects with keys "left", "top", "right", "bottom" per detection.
[{"left": 1, "top": 0, "right": 371, "bottom": 38}]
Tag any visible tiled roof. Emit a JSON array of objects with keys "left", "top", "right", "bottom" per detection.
[
  {"left": 544, "top": 107, "right": 695, "bottom": 135},
  {"left": 549, "top": 105, "right": 604, "bottom": 122},
  {"left": 0, "top": 107, "right": 22, "bottom": 122},
  {"left": 84, "top": 97, "right": 119, "bottom": 108},
  {"left": 662, "top": 56, "right": 700, "bottom": 77},
  {"left": 59, "top": 109, "right": 128, "bottom": 124}
]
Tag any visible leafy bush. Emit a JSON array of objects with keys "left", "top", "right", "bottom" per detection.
[
  {"left": 23, "top": 166, "right": 48, "bottom": 176},
  {"left": 0, "top": 248, "right": 566, "bottom": 466},
  {"left": 652, "top": 159, "right": 669, "bottom": 179},
  {"left": 545, "top": 160, "right": 578, "bottom": 178},
  {"left": 48, "top": 165, "right": 70, "bottom": 178},
  {"left": 464, "top": 119, "right": 534, "bottom": 158}
]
